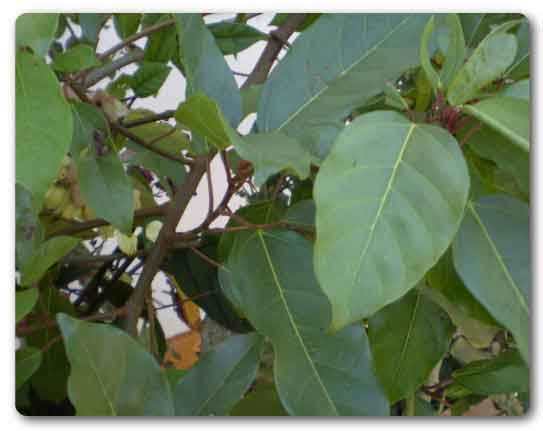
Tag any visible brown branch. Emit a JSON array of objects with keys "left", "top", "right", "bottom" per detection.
[
  {"left": 205, "top": 158, "right": 214, "bottom": 221},
  {"left": 83, "top": 48, "right": 145, "bottom": 88},
  {"left": 45, "top": 204, "right": 168, "bottom": 239},
  {"left": 122, "top": 157, "right": 208, "bottom": 336},
  {"left": 120, "top": 110, "right": 176, "bottom": 128},
  {"left": 111, "top": 122, "right": 194, "bottom": 166},
  {"left": 241, "top": 14, "right": 306, "bottom": 89},
  {"left": 97, "top": 18, "right": 176, "bottom": 61}
]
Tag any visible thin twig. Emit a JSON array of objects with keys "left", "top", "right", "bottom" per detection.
[
  {"left": 190, "top": 247, "right": 223, "bottom": 269},
  {"left": 97, "top": 18, "right": 175, "bottom": 61},
  {"left": 120, "top": 110, "right": 177, "bottom": 128},
  {"left": 205, "top": 158, "right": 214, "bottom": 222},
  {"left": 84, "top": 48, "right": 145, "bottom": 88},
  {"left": 111, "top": 122, "right": 194, "bottom": 165},
  {"left": 46, "top": 204, "right": 168, "bottom": 239}
]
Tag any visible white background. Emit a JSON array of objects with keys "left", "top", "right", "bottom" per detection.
[{"left": 2, "top": 0, "right": 541, "bottom": 427}]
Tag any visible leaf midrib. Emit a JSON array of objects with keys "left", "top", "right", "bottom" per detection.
[
  {"left": 256, "top": 231, "right": 338, "bottom": 415},
  {"left": 352, "top": 123, "right": 416, "bottom": 288}
]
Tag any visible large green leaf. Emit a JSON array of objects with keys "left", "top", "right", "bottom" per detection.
[
  {"left": 447, "top": 20, "right": 519, "bottom": 106},
  {"left": 20, "top": 236, "right": 79, "bottom": 286},
  {"left": 16, "top": 51, "right": 73, "bottom": 208},
  {"left": 175, "top": 14, "right": 242, "bottom": 127},
  {"left": 174, "top": 333, "right": 263, "bottom": 415},
  {"left": 220, "top": 229, "right": 389, "bottom": 416},
  {"left": 52, "top": 45, "right": 100, "bottom": 72},
  {"left": 71, "top": 103, "right": 134, "bottom": 233},
  {"left": 368, "top": 289, "right": 454, "bottom": 403},
  {"left": 16, "top": 288, "right": 39, "bottom": 323},
  {"left": 453, "top": 195, "right": 530, "bottom": 362},
  {"left": 229, "top": 383, "right": 288, "bottom": 416},
  {"left": 462, "top": 96, "right": 529, "bottom": 152},
  {"left": 57, "top": 314, "right": 174, "bottom": 415},
  {"left": 16, "top": 347, "right": 43, "bottom": 390},
  {"left": 452, "top": 350, "right": 529, "bottom": 395},
  {"left": 459, "top": 13, "right": 517, "bottom": 48},
  {"left": 16, "top": 13, "right": 58, "bottom": 57},
  {"left": 209, "top": 21, "right": 267, "bottom": 56},
  {"left": 420, "top": 14, "right": 465, "bottom": 92},
  {"left": 314, "top": 111, "right": 470, "bottom": 330},
  {"left": 507, "top": 19, "right": 530, "bottom": 79},
  {"left": 257, "top": 14, "right": 429, "bottom": 159}
]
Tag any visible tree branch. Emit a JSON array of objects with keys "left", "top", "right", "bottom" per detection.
[
  {"left": 83, "top": 48, "right": 145, "bottom": 88},
  {"left": 111, "top": 122, "right": 194, "bottom": 166},
  {"left": 120, "top": 110, "right": 176, "bottom": 128},
  {"left": 45, "top": 204, "right": 168, "bottom": 239},
  {"left": 97, "top": 18, "right": 176, "bottom": 61},
  {"left": 241, "top": 14, "right": 306, "bottom": 89},
  {"left": 122, "top": 157, "right": 208, "bottom": 336}
]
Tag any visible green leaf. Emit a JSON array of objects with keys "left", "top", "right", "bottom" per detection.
[
  {"left": 452, "top": 350, "right": 529, "bottom": 395},
  {"left": 239, "top": 132, "right": 314, "bottom": 187},
  {"left": 16, "top": 13, "right": 59, "bottom": 57},
  {"left": 20, "top": 236, "right": 79, "bottom": 286},
  {"left": 143, "top": 14, "right": 177, "bottom": 63},
  {"left": 501, "top": 79, "right": 530, "bottom": 101},
  {"left": 230, "top": 384, "right": 288, "bottom": 416},
  {"left": 241, "top": 84, "right": 263, "bottom": 117},
  {"left": 129, "top": 62, "right": 171, "bottom": 97},
  {"left": 27, "top": 286, "right": 75, "bottom": 402},
  {"left": 507, "top": 19, "right": 530, "bottom": 79},
  {"left": 314, "top": 111, "right": 470, "bottom": 330},
  {"left": 162, "top": 236, "right": 252, "bottom": 334},
  {"left": 453, "top": 195, "right": 530, "bottom": 362},
  {"left": 176, "top": 93, "right": 313, "bottom": 185},
  {"left": 420, "top": 14, "right": 466, "bottom": 91},
  {"left": 16, "top": 288, "right": 39, "bottom": 323},
  {"left": 164, "top": 368, "right": 187, "bottom": 389},
  {"left": 71, "top": 103, "right": 134, "bottom": 233},
  {"left": 16, "top": 347, "right": 43, "bottom": 390},
  {"left": 209, "top": 21, "right": 267, "bottom": 55},
  {"left": 219, "top": 229, "right": 389, "bottom": 416},
  {"left": 174, "top": 334, "right": 263, "bottom": 415},
  {"left": 15, "top": 183, "right": 43, "bottom": 268},
  {"left": 175, "top": 92, "right": 237, "bottom": 151},
  {"left": 175, "top": 14, "right": 242, "bottom": 127},
  {"left": 113, "top": 13, "right": 141, "bottom": 39},
  {"left": 425, "top": 250, "right": 499, "bottom": 348},
  {"left": 79, "top": 13, "right": 108, "bottom": 45},
  {"left": 383, "top": 82, "right": 410, "bottom": 111},
  {"left": 270, "top": 13, "right": 322, "bottom": 31},
  {"left": 16, "top": 51, "right": 73, "bottom": 208},
  {"left": 462, "top": 96, "right": 529, "bottom": 152},
  {"left": 57, "top": 314, "right": 174, "bottom": 415},
  {"left": 284, "top": 199, "right": 315, "bottom": 228},
  {"left": 257, "top": 14, "right": 429, "bottom": 159},
  {"left": 464, "top": 125, "right": 529, "bottom": 197},
  {"left": 460, "top": 13, "right": 518, "bottom": 48},
  {"left": 447, "top": 20, "right": 519, "bottom": 106},
  {"left": 368, "top": 289, "right": 454, "bottom": 403},
  {"left": 52, "top": 44, "right": 100, "bottom": 72}
]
